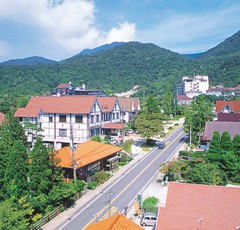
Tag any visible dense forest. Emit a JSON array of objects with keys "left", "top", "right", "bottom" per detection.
[{"left": 0, "top": 30, "right": 239, "bottom": 113}]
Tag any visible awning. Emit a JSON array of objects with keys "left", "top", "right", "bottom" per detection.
[{"left": 102, "top": 123, "right": 126, "bottom": 130}]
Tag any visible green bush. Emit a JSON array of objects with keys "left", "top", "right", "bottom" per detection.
[
  {"left": 91, "top": 171, "right": 110, "bottom": 184},
  {"left": 91, "top": 135, "right": 102, "bottom": 142},
  {"left": 87, "top": 181, "right": 98, "bottom": 190},
  {"left": 119, "top": 162, "right": 127, "bottom": 166},
  {"left": 142, "top": 196, "right": 159, "bottom": 213}
]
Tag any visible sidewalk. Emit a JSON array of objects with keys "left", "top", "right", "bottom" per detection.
[{"left": 43, "top": 131, "right": 186, "bottom": 230}]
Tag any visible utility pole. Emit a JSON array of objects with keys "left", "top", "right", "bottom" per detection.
[
  {"left": 70, "top": 122, "right": 77, "bottom": 186},
  {"left": 106, "top": 189, "right": 114, "bottom": 217}
]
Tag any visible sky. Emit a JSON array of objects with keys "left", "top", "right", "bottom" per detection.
[{"left": 0, "top": 0, "right": 239, "bottom": 62}]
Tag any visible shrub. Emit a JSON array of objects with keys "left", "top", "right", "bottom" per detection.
[
  {"left": 91, "top": 135, "right": 101, "bottom": 142},
  {"left": 142, "top": 196, "right": 159, "bottom": 213},
  {"left": 91, "top": 171, "right": 110, "bottom": 184},
  {"left": 123, "top": 140, "right": 133, "bottom": 153},
  {"left": 87, "top": 181, "right": 98, "bottom": 190}
]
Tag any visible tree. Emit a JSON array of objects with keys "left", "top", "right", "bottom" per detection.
[
  {"left": 207, "top": 131, "right": 222, "bottom": 163},
  {"left": 184, "top": 163, "right": 225, "bottom": 185},
  {"left": 221, "top": 131, "right": 233, "bottom": 151},
  {"left": 159, "top": 90, "right": 175, "bottom": 116},
  {"left": 0, "top": 114, "right": 26, "bottom": 199},
  {"left": 232, "top": 134, "right": 240, "bottom": 157},
  {"left": 4, "top": 140, "right": 29, "bottom": 201},
  {"left": 135, "top": 113, "right": 163, "bottom": 139},
  {"left": 28, "top": 138, "right": 52, "bottom": 196},
  {"left": 184, "top": 95, "right": 213, "bottom": 145},
  {"left": 0, "top": 200, "right": 29, "bottom": 230}
]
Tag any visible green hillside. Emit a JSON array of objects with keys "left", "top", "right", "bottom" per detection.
[{"left": 0, "top": 31, "right": 239, "bottom": 113}]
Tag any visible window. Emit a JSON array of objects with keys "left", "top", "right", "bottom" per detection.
[
  {"left": 90, "top": 115, "right": 94, "bottom": 123},
  {"left": 112, "top": 113, "right": 115, "bottom": 120},
  {"left": 117, "top": 113, "right": 119, "bottom": 119},
  {"left": 59, "top": 115, "right": 66, "bottom": 122},
  {"left": 75, "top": 115, "right": 83, "bottom": 123},
  {"left": 49, "top": 117, "right": 53, "bottom": 122},
  {"left": 59, "top": 129, "right": 67, "bottom": 137},
  {"left": 96, "top": 115, "right": 99, "bottom": 122}
]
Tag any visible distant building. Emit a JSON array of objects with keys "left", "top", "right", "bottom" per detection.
[
  {"left": 176, "top": 75, "right": 209, "bottom": 98},
  {"left": 206, "top": 87, "right": 235, "bottom": 97},
  {"left": 176, "top": 95, "right": 194, "bottom": 105},
  {"left": 157, "top": 182, "right": 240, "bottom": 230},
  {"left": 51, "top": 82, "right": 105, "bottom": 96},
  {"left": 118, "top": 97, "right": 140, "bottom": 123}
]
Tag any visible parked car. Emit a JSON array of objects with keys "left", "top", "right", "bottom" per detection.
[{"left": 140, "top": 213, "right": 157, "bottom": 226}]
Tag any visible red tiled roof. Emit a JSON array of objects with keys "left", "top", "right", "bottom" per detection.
[
  {"left": 157, "top": 182, "right": 240, "bottom": 230},
  {"left": 102, "top": 123, "right": 126, "bottom": 130},
  {"left": 85, "top": 212, "right": 144, "bottom": 230},
  {"left": 202, "top": 121, "right": 240, "bottom": 141},
  {"left": 118, "top": 97, "right": 140, "bottom": 111},
  {"left": 236, "top": 84, "right": 240, "bottom": 89},
  {"left": 14, "top": 108, "right": 41, "bottom": 118},
  {"left": 25, "top": 95, "right": 97, "bottom": 114},
  {"left": 215, "top": 100, "right": 240, "bottom": 113},
  {"left": 56, "top": 83, "right": 70, "bottom": 88},
  {"left": 97, "top": 97, "right": 118, "bottom": 112},
  {"left": 0, "top": 112, "right": 5, "bottom": 124},
  {"left": 56, "top": 140, "right": 123, "bottom": 168},
  {"left": 176, "top": 95, "right": 193, "bottom": 101},
  {"left": 207, "top": 87, "right": 235, "bottom": 92}
]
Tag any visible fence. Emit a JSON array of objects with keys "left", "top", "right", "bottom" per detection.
[{"left": 30, "top": 191, "right": 83, "bottom": 230}]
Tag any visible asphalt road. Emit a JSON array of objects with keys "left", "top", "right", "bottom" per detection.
[{"left": 59, "top": 127, "right": 186, "bottom": 230}]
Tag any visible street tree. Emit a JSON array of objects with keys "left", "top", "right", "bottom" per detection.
[
  {"left": 184, "top": 95, "right": 213, "bottom": 145},
  {"left": 135, "top": 113, "right": 163, "bottom": 140},
  {"left": 221, "top": 131, "right": 233, "bottom": 151}
]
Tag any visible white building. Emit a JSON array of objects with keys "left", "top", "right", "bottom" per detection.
[
  {"left": 14, "top": 95, "right": 140, "bottom": 149},
  {"left": 176, "top": 75, "right": 209, "bottom": 98}
]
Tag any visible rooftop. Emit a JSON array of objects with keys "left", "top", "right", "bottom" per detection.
[{"left": 157, "top": 182, "right": 240, "bottom": 230}]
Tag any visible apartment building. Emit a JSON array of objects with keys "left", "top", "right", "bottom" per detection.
[{"left": 176, "top": 75, "right": 209, "bottom": 98}]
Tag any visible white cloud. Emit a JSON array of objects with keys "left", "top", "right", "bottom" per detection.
[
  {"left": 0, "top": 0, "right": 136, "bottom": 57},
  {"left": 104, "top": 22, "right": 136, "bottom": 43},
  {"left": 137, "top": 3, "right": 240, "bottom": 53}
]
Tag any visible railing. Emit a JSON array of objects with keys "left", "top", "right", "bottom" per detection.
[{"left": 30, "top": 191, "right": 84, "bottom": 230}]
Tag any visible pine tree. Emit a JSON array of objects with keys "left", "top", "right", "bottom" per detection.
[
  {"left": 28, "top": 138, "right": 52, "bottom": 196},
  {"left": 221, "top": 131, "right": 233, "bottom": 151},
  {"left": 4, "top": 140, "right": 29, "bottom": 201},
  {"left": 232, "top": 134, "right": 240, "bottom": 157},
  {"left": 207, "top": 131, "right": 222, "bottom": 163},
  {"left": 0, "top": 113, "right": 26, "bottom": 199}
]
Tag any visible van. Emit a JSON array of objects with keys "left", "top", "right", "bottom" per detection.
[{"left": 140, "top": 213, "right": 157, "bottom": 226}]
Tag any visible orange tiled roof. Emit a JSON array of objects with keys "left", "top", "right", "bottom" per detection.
[
  {"left": 25, "top": 95, "right": 97, "bottom": 114},
  {"left": 85, "top": 212, "right": 144, "bottom": 230},
  {"left": 0, "top": 112, "right": 5, "bottom": 124},
  {"left": 216, "top": 100, "right": 240, "bottom": 113},
  {"left": 102, "top": 123, "right": 126, "bottom": 129},
  {"left": 56, "top": 140, "right": 123, "bottom": 168},
  {"left": 118, "top": 97, "right": 140, "bottom": 111},
  {"left": 157, "top": 182, "right": 240, "bottom": 230},
  {"left": 14, "top": 108, "right": 41, "bottom": 118},
  {"left": 97, "top": 97, "right": 118, "bottom": 112}
]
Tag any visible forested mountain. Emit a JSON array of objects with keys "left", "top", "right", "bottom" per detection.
[
  {"left": 0, "top": 30, "right": 239, "bottom": 113},
  {"left": 75, "top": 42, "right": 125, "bottom": 56},
  {"left": 0, "top": 56, "right": 56, "bottom": 66}
]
